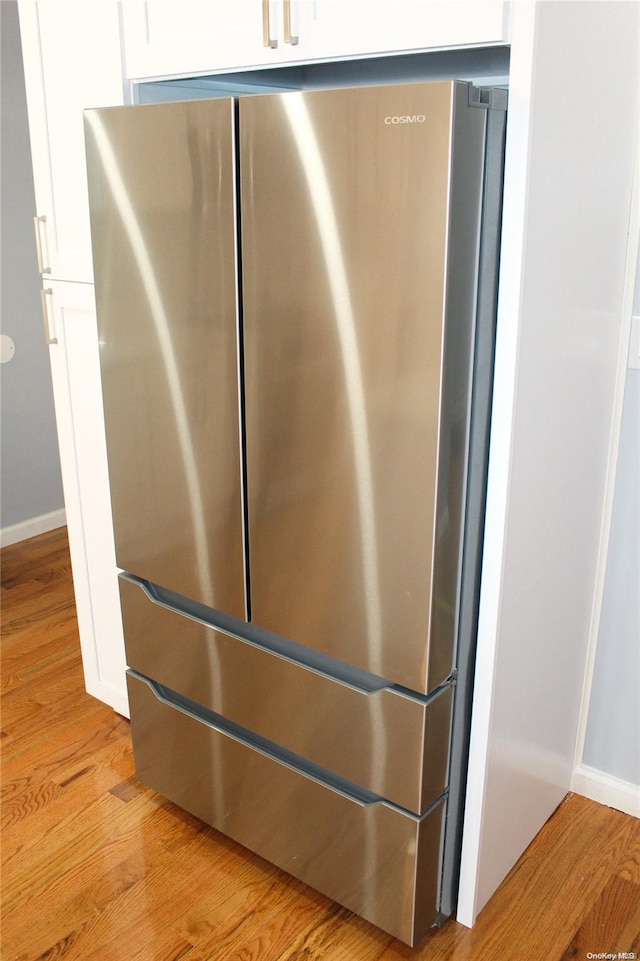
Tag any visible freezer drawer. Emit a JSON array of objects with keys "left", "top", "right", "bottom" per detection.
[
  {"left": 120, "top": 575, "right": 453, "bottom": 815},
  {"left": 127, "top": 672, "right": 445, "bottom": 946}
]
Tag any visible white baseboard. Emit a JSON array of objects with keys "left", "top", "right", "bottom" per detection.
[
  {"left": 1, "top": 508, "right": 67, "bottom": 548},
  {"left": 572, "top": 763, "right": 640, "bottom": 818}
]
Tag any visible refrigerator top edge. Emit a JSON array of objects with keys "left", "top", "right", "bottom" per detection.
[{"left": 84, "top": 78, "right": 507, "bottom": 118}]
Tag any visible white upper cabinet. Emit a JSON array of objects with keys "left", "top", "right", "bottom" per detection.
[
  {"left": 304, "top": 1, "right": 509, "bottom": 61},
  {"left": 121, "top": 1, "right": 509, "bottom": 81},
  {"left": 121, "top": 1, "right": 305, "bottom": 79},
  {"left": 19, "top": 1, "right": 124, "bottom": 283}
]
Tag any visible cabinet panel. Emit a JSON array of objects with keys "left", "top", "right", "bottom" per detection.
[
  {"left": 121, "top": 0, "right": 509, "bottom": 82},
  {"left": 121, "top": 1, "right": 305, "bottom": 79},
  {"left": 279, "top": 1, "right": 509, "bottom": 63},
  {"left": 19, "top": 1, "right": 125, "bottom": 283},
  {"left": 45, "top": 281, "right": 127, "bottom": 715},
  {"left": 457, "top": 0, "right": 640, "bottom": 927}
]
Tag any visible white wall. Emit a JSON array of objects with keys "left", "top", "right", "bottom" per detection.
[{"left": 0, "top": 1, "right": 64, "bottom": 543}]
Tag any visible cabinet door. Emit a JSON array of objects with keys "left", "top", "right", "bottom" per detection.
[
  {"left": 305, "top": 1, "right": 509, "bottom": 61},
  {"left": 121, "top": 1, "right": 309, "bottom": 80},
  {"left": 18, "top": 1, "right": 124, "bottom": 283},
  {"left": 120, "top": 1, "right": 509, "bottom": 81},
  {"left": 44, "top": 281, "right": 128, "bottom": 716}
]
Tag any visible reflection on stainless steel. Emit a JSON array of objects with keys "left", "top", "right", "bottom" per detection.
[
  {"left": 85, "top": 101, "right": 245, "bottom": 616},
  {"left": 85, "top": 111, "right": 213, "bottom": 602},
  {"left": 242, "top": 83, "right": 486, "bottom": 694},
  {"left": 128, "top": 671, "right": 446, "bottom": 946},
  {"left": 280, "top": 92, "right": 384, "bottom": 676},
  {"left": 87, "top": 81, "right": 506, "bottom": 947}
]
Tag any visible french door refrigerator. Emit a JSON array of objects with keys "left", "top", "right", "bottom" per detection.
[{"left": 85, "top": 80, "right": 506, "bottom": 946}]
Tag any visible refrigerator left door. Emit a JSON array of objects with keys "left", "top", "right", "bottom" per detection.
[{"left": 85, "top": 99, "right": 246, "bottom": 618}]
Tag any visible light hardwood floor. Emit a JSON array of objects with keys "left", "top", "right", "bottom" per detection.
[{"left": 1, "top": 527, "right": 639, "bottom": 961}]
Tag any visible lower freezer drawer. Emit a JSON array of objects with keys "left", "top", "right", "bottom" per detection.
[
  {"left": 127, "top": 672, "right": 445, "bottom": 946},
  {"left": 120, "top": 575, "right": 452, "bottom": 814}
]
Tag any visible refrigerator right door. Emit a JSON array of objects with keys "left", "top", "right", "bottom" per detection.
[{"left": 241, "top": 81, "right": 487, "bottom": 695}]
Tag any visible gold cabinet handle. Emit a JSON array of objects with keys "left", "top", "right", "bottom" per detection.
[
  {"left": 40, "top": 287, "right": 58, "bottom": 345},
  {"left": 284, "top": 0, "right": 299, "bottom": 44},
  {"left": 34, "top": 214, "right": 52, "bottom": 275},
  {"left": 262, "top": 0, "right": 277, "bottom": 48}
]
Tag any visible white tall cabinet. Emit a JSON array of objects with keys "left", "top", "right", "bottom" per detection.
[
  {"left": 41, "top": 281, "right": 127, "bottom": 715},
  {"left": 19, "top": 1, "right": 128, "bottom": 716},
  {"left": 19, "top": 0, "right": 639, "bottom": 930}
]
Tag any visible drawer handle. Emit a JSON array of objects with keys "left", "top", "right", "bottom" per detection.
[
  {"left": 137, "top": 673, "right": 391, "bottom": 808},
  {"left": 283, "top": 0, "right": 298, "bottom": 44},
  {"left": 262, "top": 0, "right": 278, "bottom": 48},
  {"left": 40, "top": 287, "right": 58, "bottom": 345},
  {"left": 34, "top": 215, "right": 52, "bottom": 275}
]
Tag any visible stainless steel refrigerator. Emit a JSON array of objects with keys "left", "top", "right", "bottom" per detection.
[{"left": 85, "top": 80, "right": 506, "bottom": 946}]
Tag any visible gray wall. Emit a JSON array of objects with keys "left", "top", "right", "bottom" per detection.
[
  {"left": 583, "top": 250, "right": 640, "bottom": 786},
  {"left": 1, "top": 1, "right": 64, "bottom": 532}
]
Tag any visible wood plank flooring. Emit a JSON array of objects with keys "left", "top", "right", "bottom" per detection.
[{"left": 1, "top": 527, "right": 639, "bottom": 961}]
